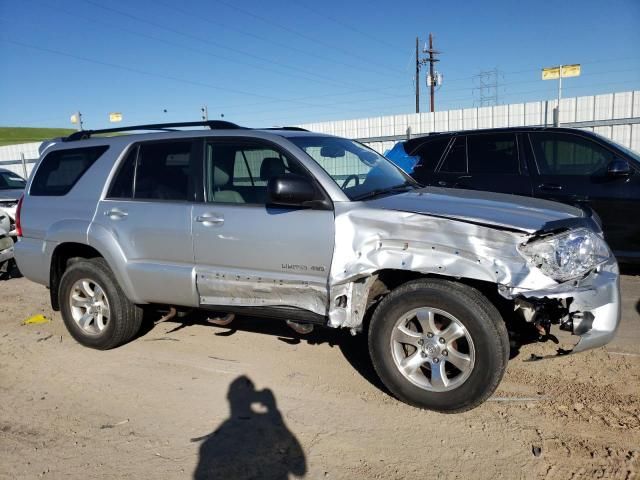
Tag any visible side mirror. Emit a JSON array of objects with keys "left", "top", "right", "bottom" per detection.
[
  {"left": 267, "top": 174, "right": 328, "bottom": 209},
  {"left": 607, "top": 159, "right": 631, "bottom": 177}
]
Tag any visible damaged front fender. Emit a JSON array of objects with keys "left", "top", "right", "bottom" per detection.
[{"left": 327, "top": 202, "right": 621, "bottom": 356}]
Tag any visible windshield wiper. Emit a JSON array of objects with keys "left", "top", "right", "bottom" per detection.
[{"left": 352, "top": 183, "right": 415, "bottom": 201}]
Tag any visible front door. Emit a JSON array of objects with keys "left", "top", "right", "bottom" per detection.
[
  {"left": 528, "top": 131, "right": 640, "bottom": 258},
  {"left": 192, "top": 138, "right": 334, "bottom": 316}
]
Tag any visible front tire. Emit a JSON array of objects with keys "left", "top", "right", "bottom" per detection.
[
  {"left": 59, "top": 258, "right": 143, "bottom": 349},
  {"left": 368, "top": 279, "right": 509, "bottom": 413}
]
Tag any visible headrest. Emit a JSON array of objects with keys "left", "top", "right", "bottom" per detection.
[
  {"left": 213, "top": 165, "right": 230, "bottom": 187},
  {"left": 260, "top": 157, "right": 285, "bottom": 181}
]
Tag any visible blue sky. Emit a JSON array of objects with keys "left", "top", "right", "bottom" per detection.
[{"left": 1, "top": 0, "right": 639, "bottom": 129}]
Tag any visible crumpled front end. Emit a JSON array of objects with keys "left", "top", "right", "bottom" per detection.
[
  {"left": 327, "top": 202, "right": 621, "bottom": 356},
  {"left": 505, "top": 257, "right": 621, "bottom": 354}
]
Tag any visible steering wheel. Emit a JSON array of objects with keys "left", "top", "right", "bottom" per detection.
[{"left": 341, "top": 174, "right": 360, "bottom": 189}]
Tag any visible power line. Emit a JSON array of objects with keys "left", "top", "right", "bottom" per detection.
[
  {"left": 31, "top": 0, "right": 358, "bottom": 91},
  {"left": 210, "top": 0, "right": 403, "bottom": 74},
  {"left": 291, "top": 0, "right": 404, "bottom": 51},
  {"left": 78, "top": 0, "right": 373, "bottom": 89},
  {"left": 151, "top": 0, "right": 398, "bottom": 80}
]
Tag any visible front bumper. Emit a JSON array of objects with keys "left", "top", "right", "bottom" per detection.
[
  {"left": 506, "top": 257, "right": 621, "bottom": 355},
  {"left": 0, "top": 243, "right": 14, "bottom": 264}
]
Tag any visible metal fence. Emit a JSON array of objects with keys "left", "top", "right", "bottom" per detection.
[
  {"left": 297, "top": 90, "right": 640, "bottom": 154},
  {"left": 2, "top": 90, "right": 639, "bottom": 179}
]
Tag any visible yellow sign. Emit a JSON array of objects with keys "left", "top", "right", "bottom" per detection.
[
  {"left": 109, "top": 112, "right": 123, "bottom": 122},
  {"left": 542, "top": 64, "right": 581, "bottom": 80},
  {"left": 70, "top": 114, "right": 79, "bottom": 124},
  {"left": 562, "top": 64, "right": 581, "bottom": 78}
]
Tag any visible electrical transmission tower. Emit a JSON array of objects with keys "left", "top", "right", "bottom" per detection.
[{"left": 473, "top": 68, "right": 504, "bottom": 107}]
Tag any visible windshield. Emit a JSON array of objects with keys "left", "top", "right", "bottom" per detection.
[
  {"left": 0, "top": 171, "right": 26, "bottom": 190},
  {"left": 289, "top": 136, "right": 417, "bottom": 200}
]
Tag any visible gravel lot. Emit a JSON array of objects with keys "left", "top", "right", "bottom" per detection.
[{"left": 1, "top": 272, "right": 639, "bottom": 479}]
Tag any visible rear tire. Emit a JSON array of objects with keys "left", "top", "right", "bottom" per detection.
[
  {"left": 368, "top": 279, "right": 509, "bottom": 413},
  {"left": 59, "top": 258, "right": 143, "bottom": 349}
]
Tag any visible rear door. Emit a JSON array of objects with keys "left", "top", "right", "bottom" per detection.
[
  {"left": 93, "top": 139, "right": 197, "bottom": 307},
  {"left": 528, "top": 131, "right": 640, "bottom": 257},
  {"left": 431, "top": 136, "right": 469, "bottom": 188},
  {"left": 191, "top": 138, "right": 334, "bottom": 316},
  {"left": 465, "top": 132, "right": 532, "bottom": 196}
]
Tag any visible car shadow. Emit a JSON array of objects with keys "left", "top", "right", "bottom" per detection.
[
  {"left": 192, "top": 375, "right": 306, "bottom": 480},
  {"left": 141, "top": 309, "right": 390, "bottom": 395}
]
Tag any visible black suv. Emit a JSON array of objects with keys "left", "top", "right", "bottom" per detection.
[{"left": 387, "top": 127, "right": 640, "bottom": 262}]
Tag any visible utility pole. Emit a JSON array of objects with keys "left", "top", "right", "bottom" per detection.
[
  {"left": 201, "top": 105, "right": 209, "bottom": 121},
  {"left": 415, "top": 33, "right": 442, "bottom": 113},
  {"left": 415, "top": 37, "right": 420, "bottom": 114},
  {"left": 425, "top": 33, "right": 440, "bottom": 113}
]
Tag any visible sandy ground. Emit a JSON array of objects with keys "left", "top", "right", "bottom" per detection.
[{"left": 1, "top": 272, "right": 639, "bottom": 480}]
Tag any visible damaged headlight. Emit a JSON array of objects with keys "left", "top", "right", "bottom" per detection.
[{"left": 518, "top": 228, "right": 610, "bottom": 282}]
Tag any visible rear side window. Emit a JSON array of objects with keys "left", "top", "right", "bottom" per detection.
[
  {"left": 107, "top": 141, "right": 193, "bottom": 201},
  {"left": 410, "top": 137, "right": 450, "bottom": 172},
  {"left": 30, "top": 146, "right": 108, "bottom": 196},
  {"left": 438, "top": 137, "right": 467, "bottom": 173},
  {"left": 467, "top": 133, "right": 519, "bottom": 174}
]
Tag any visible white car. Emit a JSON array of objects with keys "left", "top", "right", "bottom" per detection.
[
  {"left": 0, "top": 226, "right": 14, "bottom": 274},
  {"left": 0, "top": 168, "right": 26, "bottom": 234}
]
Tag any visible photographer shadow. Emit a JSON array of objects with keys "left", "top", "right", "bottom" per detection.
[{"left": 193, "top": 375, "right": 306, "bottom": 480}]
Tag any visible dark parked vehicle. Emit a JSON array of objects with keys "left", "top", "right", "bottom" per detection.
[{"left": 387, "top": 127, "right": 640, "bottom": 262}]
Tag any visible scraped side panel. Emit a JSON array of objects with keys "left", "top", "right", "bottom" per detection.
[{"left": 196, "top": 267, "right": 328, "bottom": 316}]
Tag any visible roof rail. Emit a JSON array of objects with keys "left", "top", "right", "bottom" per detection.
[
  {"left": 63, "top": 120, "right": 246, "bottom": 141},
  {"left": 263, "top": 126, "right": 309, "bottom": 132}
]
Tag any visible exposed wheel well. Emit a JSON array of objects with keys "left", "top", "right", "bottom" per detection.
[
  {"left": 361, "top": 269, "right": 513, "bottom": 333},
  {"left": 50, "top": 243, "right": 103, "bottom": 311}
]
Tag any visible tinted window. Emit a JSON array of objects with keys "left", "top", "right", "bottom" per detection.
[
  {"left": 0, "top": 171, "right": 26, "bottom": 190},
  {"left": 31, "top": 146, "right": 108, "bottom": 196},
  {"left": 468, "top": 133, "right": 519, "bottom": 174},
  {"left": 411, "top": 137, "right": 450, "bottom": 172},
  {"left": 438, "top": 137, "right": 467, "bottom": 173},
  {"left": 107, "top": 141, "right": 193, "bottom": 201},
  {"left": 136, "top": 142, "right": 192, "bottom": 201},
  {"left": 530, "top": 133, "right": 615, "bottom": 175},
  {"left": 107, "top": 147, "right": 137, "bottom": 199},
  {"left": 206, "top": 141, "right": 306, "bottom": 204}
]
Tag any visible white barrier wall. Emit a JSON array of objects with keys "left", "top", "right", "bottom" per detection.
[
  {"left": 298, "top": 90, "right": 640, "bottom": 154},
  {"left": 1, "top": 91, "right": 639, "bottom": 173},
  {"left": 0, "top": 142, "right": 41, "bottom": 177}
]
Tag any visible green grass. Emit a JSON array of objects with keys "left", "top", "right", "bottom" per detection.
[{"left": 0, "top": 127, "right": 76, "bottom": 147}]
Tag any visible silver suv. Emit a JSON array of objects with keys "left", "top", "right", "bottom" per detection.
[{"left": 15, "top": 121, "right": 621, "bottom": 412}]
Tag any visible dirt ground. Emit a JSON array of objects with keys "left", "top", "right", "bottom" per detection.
[{"left": 1, "top": 272, "right": 639, "bottom": 480}]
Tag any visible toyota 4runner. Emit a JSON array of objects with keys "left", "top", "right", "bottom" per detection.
[{"left": 15, "top": 121, "right": 621, "bottom": 412}]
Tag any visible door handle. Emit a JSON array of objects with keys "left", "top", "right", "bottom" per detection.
[
  {"left": 195, "top": 213, "right": 224, "bottom": 225},
  {"left": 454, "top": 175, "right": 472, "bottom": 188},
  {"left": 437, "top": 180, "right": 449, "bottom": 187},
  {"left": 104, "top": 208, "right": 128, "bottom": 220},
  {"left": 539, "top": 183, "right": 563, "bottom": 191}
]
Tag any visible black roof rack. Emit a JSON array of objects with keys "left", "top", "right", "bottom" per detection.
[
  {"left": 63, "top": 120, "right": 246, "bottom": 141},
  {"left": 263, "top": 126, "right": 309, "bottom": 132}
]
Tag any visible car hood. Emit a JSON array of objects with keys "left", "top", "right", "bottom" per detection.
[
  {"left": 0, "top": 189, "right": 23, "bottom": 201},
  {"left": 367, "top": 187, "right": 586, "bottom": 233}
]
